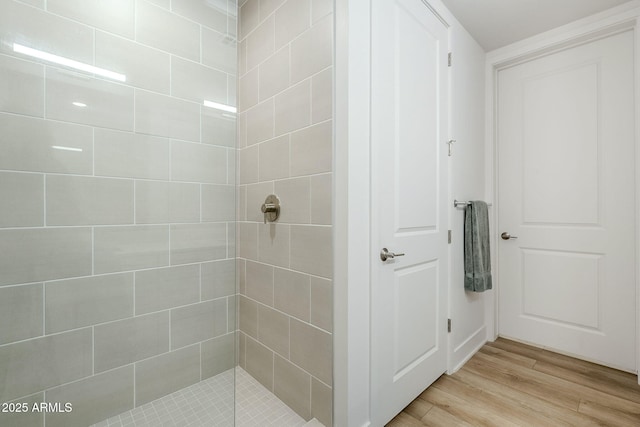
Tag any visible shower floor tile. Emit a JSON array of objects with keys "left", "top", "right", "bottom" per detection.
[{"left": 91, "top": 367, "right": 306, "bottom": 427}]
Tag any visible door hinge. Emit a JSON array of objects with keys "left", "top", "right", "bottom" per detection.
[
  {"left": 448, "top": 52, "right": 452, "bottom": 67},
  {"left": 447, "top": 318, "right": 452, "bottom": 333},
  {"left": 448, "top": 230, "right": 452, "bottom": 244}
]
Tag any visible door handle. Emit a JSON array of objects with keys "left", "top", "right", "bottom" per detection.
[
  {"left": 501, "top": 232, "right": 518, "bottom": 240},
  {"left": 380, "top": 248, "right": 405, "bottom": 261}
]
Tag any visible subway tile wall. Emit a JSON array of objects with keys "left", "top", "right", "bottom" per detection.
[
  {"left": 0, "top": 1, "right": 237, "bottom": 426},
  {"left": 237, "top": 0, "right": 333, "bottom": 425}
]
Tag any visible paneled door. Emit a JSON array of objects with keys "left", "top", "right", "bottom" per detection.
[
  {"left": 370, "top": 0, "right": 449, "bottom": 424},
  {"left": 497, "top": 31, "right": 636, "bottom": 372}
]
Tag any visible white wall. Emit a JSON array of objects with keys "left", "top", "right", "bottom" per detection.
[
  {"left": 334, "top": 0, "right": 488, "bottom": 425},
  {"left": 447, "top": 16, "right": 490, "bottom": 373}
]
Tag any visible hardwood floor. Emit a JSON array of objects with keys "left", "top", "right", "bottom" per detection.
[{"left": 387, "top": 338, "right": 640, "bottom": 426}]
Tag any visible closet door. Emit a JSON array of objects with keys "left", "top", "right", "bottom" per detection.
[
  {"left": 497, "top": 30, "right": 636, "bottom": 372},
  {"left": 370, "top": 0, "right": 450, "bottom": 424}
]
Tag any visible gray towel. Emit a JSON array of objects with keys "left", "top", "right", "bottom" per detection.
[{"left": 464, "top": 201, "right": 492, "bottom": 292}]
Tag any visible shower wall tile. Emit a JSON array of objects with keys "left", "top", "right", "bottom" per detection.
[
  {"left": 245, "top": 260, "right": 274, "bottom": 306},
  {"left": 46, "top": 175, "right": 134, "bottom": 226},
  {"left": 135, "top": 0, "right": 200, "bottom": 61},
  {"left": 274, "top": 0, "right": 310, "bottom": 49},
  {"left": 171, "top": 140, "right": 228, "bottom": 184},
  {"left": 239, "top": 331, "right": 247, "bottom": 368},
  {"left": 135, "top": 91, "right": 200, "bottom": 142},
  {"left": 290, "top": 14, "right": 332, "bottom": 84},
  {"left": 170, "top": 223, "right": 227, "bottom": 264},
  {"left": 17, "top": 0, "right": 44, "bottom": 8},
  {"left": 145, "top": 0, "right": 170, "bottom": 8},
  {"left": 310, "top": 173, "right": 332, "bottom": 224},
  {"left": 202, "top": 184, "right": 236, "bottom": 222},
  {"left": 228, "top": 221, "right": 237, "bottom": 258},
  {"left": 257, "top": 305, "right": 289, "bottom": 357},
  {"left": 94, "top": 129, "right": 169, "bottom": 180},
  {"left": 257, "top": 223, "right": 290, "bottom": 268},
  {"left": 202, "top": 27, "right": 237, "bottom": 74},
  {"left": 290, "top": 225, "right": 332, "bottom": 278},
  {"left": 311, "top": 67, "right": 332, "bottom": 123},
  {"left": 246, "top": 181, "right": 274, "bottom": 222},
  {"left": 238, "top": 0, "right": 333, "bottom": 420},
  {"left": 202, "top": 108, "right": 237, "bottom": 147},
  {"left": 259, "top": 135, "right": 290, "bottom": 181},
  {"left": 312, "top": 0, "right": 332, "bottom": 23},
  {"left": 239, "top": 295, "right": 258, "bottom": 338},
  {"left": 0, "top": 0, "right": 236, "bottom": 421},
  {"left": 290, "top": 120, "right": 332, "bottom": 176},
  {"left": 0, "top": 392, "right": 44, "bottom": 427},
  {"left": 274, "top": 355, "right": 312, "bottom": 419},
  {"left": 275, "top": 177, "right": 311, "bottom": 224},
  {"left": 171, "top": 57, "right": 228, "bottom": 104},
  {"left": 135, "top": 264, "right": 200, "bottom": 315},
  {"left": 0, "top": 55, "right": 44, "bottom": 117},
  {"left": 135, "top": 181, "right": 200, "bottom": 224},
  {"left": 47, "top": 0, "right": 135, "bottom": 39},
  {"left": 44, "top": 366, "right": 134, "bottom": 427},
  {"left": 172, "top": 0, "right": 228, "bottom": 33},
  {"left": 260, "top": 0, "right": 286, "bottom": 20},
  {"left": 239, "top": 222, "right": 258, "bottom": 260},
  {"left": 247, "top": 16, "right": 274, "bottom": 70},
  {"left": 45, "top": 273, "right": 134, "bottom": 334},
  {"left": 246, "top": 100, "right": 274, "bottom": 145},
  {"left": 95, "top": 31, "right": 170, "bottom": 94},
  {"left": 46, "top": 68, "right": 134, "bottom": 132},
  {"left": 0, "top": 172, "right": 44, "bottom": 228},
  {"left": 239, "top": 0, "right": 259, "bottom": 40},
  {"left": 0, "top": 114, "right": 93, "bottom": 175},
  {"left": 0, "top": 284, "right": 43, "bottom": 345},
  {"left": 0, "top": 227, "right": 92, "bottom": 286},
  {"left": 259, "top": 46, "right": 290, "bottom": 101},
  {"left": 290, "top": 319, "right": 332, "bottom": 385},
  {"left": 202, "top": 259, "right": 236, "bottom": 300},
  {"left": 170, "top": 299, "right": 228, "bottom": 349},
  {"left": 240, "top": 144, "right": 260, "bottom": 184},
  {"left": 94, "top": 312, "right": 170, "bottom": 372},
  {"left": 310, "top": 277, "right": 332, "bottom": 332},
  {"left": 239, "top": 67, "right": 260, "bottom": 110},
  {"left": 135, "top": 344, "right": 200, "bottom": 406},
  {"left": 245, "top": 335, "right": 274, "bottom": 391},
  {"left": 274, "top": 79, "right": 311, "bottom": 135},
  {"left": 227, "top": 295, "right": 236, "bottom": 331},
  {"left": 202, "top": 333, "right": 236, "bottom": 379},
  {"left": 274, "top": 268, "right": 310, "bottom": 322},
  {"left": 94, "top": 225, "right": 170, "bottom": 274},
  {"left": 0, "top": 0, "right": 93, "bottom": 63},
  {"left": 311, "top": 378, "right": 332, "bottom": 426},
  {"left": 0, "top": 328, "right": 92, "bottom": 402}
]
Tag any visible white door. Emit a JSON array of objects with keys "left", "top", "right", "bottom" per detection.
[
  {"left": 497, "top": 31, "right": 636, "bottom": 372},
  {"left": 370, "top": 0, "right": 449, "bottom": 424}
]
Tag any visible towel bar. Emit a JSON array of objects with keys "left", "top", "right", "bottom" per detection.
[{"left": 454, "top": 200, "right": 492, "bottom": 208}]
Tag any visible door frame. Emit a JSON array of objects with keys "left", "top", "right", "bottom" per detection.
[{"left": 485, "top": 2, "right": 640, "bottom": 379}]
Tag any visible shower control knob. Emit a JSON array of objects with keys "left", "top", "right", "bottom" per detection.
[{"left": 261, "top": 195, "right": 281, "bottom": 224}]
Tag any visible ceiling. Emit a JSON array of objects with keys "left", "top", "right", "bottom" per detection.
[{"left": 439, "top": 0, "right": 633, "bottom": 51}]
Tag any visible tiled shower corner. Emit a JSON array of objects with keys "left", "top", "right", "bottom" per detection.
[{"left": 91, "top": 367, "right": 309, "bottom": 427}]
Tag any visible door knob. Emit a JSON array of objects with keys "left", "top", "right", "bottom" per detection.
[
  {"left": 501, "top": 232, "right": 518, "bottom": 240},
  {"left": 380, "top": 248, "right": 405, "bottom": 261}
]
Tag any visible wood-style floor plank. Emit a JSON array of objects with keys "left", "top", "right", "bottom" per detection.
[{"left": 387, "top": 338, "right": 640, "bottom": 426}]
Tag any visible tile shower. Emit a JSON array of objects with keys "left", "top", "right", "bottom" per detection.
[{"left": 0, "top": 0, "right": 333, "bottom": 426}]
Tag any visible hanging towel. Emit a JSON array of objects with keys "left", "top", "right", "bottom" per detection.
[{"left": 464, "top": 201, "right": 492, "bottom": 292}]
